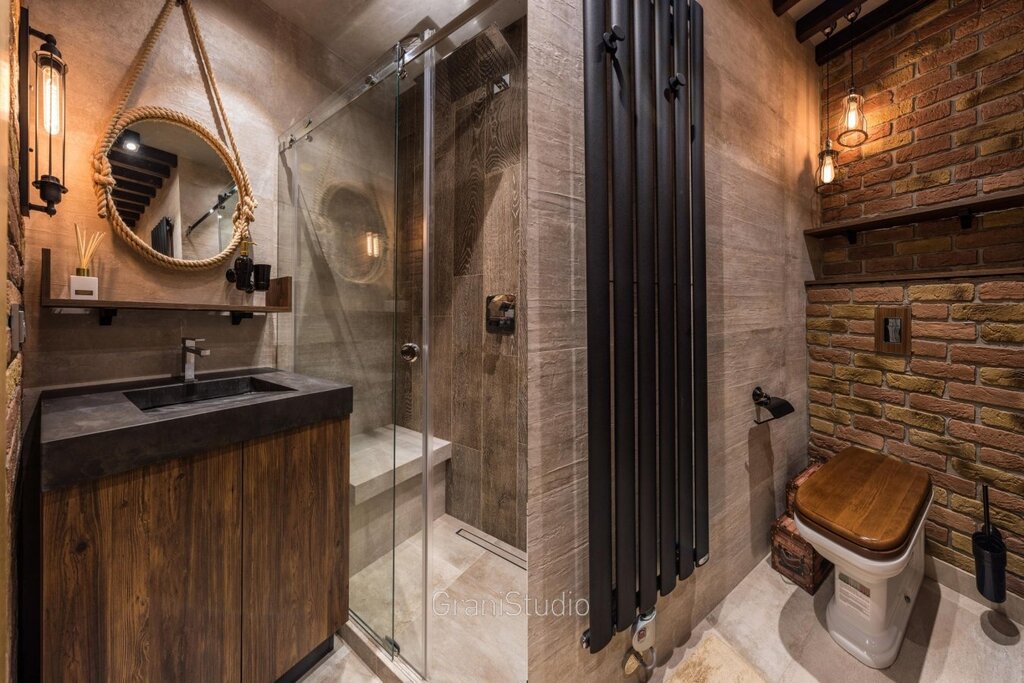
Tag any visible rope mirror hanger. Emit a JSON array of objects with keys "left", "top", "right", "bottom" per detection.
[{"left": 91, "top": 0, "right": 256, "bottom": 270}]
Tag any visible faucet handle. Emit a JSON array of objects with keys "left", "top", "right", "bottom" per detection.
[{"left": 182, "top": 337, "right": 206, "bottom": 345}]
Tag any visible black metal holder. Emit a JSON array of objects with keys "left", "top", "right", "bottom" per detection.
[
  {"left": 752, "top": 386, "right": 795, "bottom": 425},
  {"left": 973, "top": 485, "right": 1007, "bottom": 603}
]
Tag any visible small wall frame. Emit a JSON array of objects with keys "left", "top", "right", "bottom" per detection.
[{"left": 875, "top": 306, "right": 911, "bottom": 355}]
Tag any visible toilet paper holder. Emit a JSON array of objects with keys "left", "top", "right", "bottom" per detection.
[{"left": 752, "top": 387, "right": 794, "bottom": 425}]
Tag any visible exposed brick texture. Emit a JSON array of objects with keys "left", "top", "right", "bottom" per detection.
[
  {"left": 806, "top": 278, "right": 1024, "bottom": 598},
  {"left": 818, "top": 207, "right": 1024, "bottom": 277},
  {"left": 820, "top": 0, "right": 1024, "bottom": 225}
]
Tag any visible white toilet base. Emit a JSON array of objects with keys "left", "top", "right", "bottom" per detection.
[{"left": 795, "top": 491, "right": 931, "bottom": 670}]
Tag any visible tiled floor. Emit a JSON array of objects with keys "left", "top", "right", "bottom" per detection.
[
  {"left": 311, "top": 514, "right": 528, "bottom": 682},
  {"left": 657, "top": 557, "right": 1024, "bottom": 683}
]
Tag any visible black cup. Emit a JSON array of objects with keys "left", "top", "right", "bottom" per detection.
[{"left": 253, "top": 263, "right": 272, "bottom": 291}]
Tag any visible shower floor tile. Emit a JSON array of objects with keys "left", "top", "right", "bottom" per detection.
[
  {"left": 338, "top": 514, "right": 527, "bottom": 682},
  {"left": 656, "top": 558, "right": 1023, "bottom": 683}
]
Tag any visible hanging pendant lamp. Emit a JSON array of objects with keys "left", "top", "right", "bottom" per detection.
[
  {"left": 816, "top": 24, "right": 841, "bottom": 194},
  {"left": 837, "top": 6, "right": 868, "bottom": 147}
]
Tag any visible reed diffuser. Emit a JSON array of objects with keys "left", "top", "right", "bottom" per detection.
[{"left": 70, "top": 223, "right": 104, "bottom": 300}]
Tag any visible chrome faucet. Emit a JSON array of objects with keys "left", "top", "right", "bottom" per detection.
[{"left": 181, "top": 337, "right": 210, "bottom": 383}]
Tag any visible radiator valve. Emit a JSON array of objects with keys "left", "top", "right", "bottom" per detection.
[{"left": 623, "top": 610, "right": 656, "bottom": 680}]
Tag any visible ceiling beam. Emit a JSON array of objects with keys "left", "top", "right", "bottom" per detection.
[
  {"left": 110, "top": 164, "right": 163, "bottom": 188},
  {"left": 796, "top": 0, "right": 864, "bottom": 43},
  {"left": 773, "top": 0, "right": 802, "bottom": 16},
  {"left": 133, "top": 143, "right": 178, "bottom": 168},
  {"left": 112, "top": 188, "right": 152, "bottom": 206},
  {"left": 115, "top": 199, "right": 147, "bottom": 215},
  {"left": 108, "top": 150, "right": 171, "bottom": 178},
  {"left": 815, "top": 0, "right": 932, "bottom": 63}
]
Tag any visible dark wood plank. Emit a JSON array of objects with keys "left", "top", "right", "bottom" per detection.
[
  {"left": 796, "top": 0, "right": 865, "bottom": 43},
  {"left": 42, "top": 445, "right": 243, "bottom": 682},
  {"left": 806, "top": 189, "right": 1024, "bottom": 238},
  {"left": 815, "top": 0, "right": 933, "bottom": 64},
  {"left": 242, "top": 418, "right": 348, "bottom": 681},
  {"left": 110, "top": 164, "right": 164, "bottom": 188},
  {"left": 108, "top": 149, "right": 171, "bottom": 178},
  {"left": 773, "top": 0, "right": 802, "bottom": 16},
  {"left": 806, "top": 265, "right": 1024, "bottom": 286},
  {"left": 111, "top": 178, "right": 158, "bottom": 198}
]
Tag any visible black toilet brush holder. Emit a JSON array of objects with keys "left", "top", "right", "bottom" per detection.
[{"left": 972, "top": 484, "right": 1006, "bottom": 604}]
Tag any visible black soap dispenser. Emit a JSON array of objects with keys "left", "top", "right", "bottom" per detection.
[{"left": 226, "top": 239, "right": 255, "bottom": 292}]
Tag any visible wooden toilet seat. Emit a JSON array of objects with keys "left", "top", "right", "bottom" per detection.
[{"left": 795, "top": 446, "right": 933, "bottom": 561}]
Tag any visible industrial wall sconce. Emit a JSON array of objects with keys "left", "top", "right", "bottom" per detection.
[
  {"left": 837, "top": 6, "right": 868, "bottom": 148},
  {"left": 18, "top": 7, "right": 68, "bottom": 217},
  {"left": 816, "top": 23, "right": 840, "bottom": 194}
]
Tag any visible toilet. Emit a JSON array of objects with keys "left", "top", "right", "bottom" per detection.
[{"left": 794, "top": 446, "right": 933, "bottom": 669}]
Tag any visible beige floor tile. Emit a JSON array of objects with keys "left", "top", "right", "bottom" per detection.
[{"left": 301, "top": 641, "right": 382, "bottom": 683}]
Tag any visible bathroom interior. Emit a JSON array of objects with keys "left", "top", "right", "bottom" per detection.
[{"left": 0, "top": 0, "right": 1021, "bottom": 681}]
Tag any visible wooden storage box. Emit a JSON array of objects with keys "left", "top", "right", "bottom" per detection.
[
  {"left": 786, "top": 461, "right": 824, "bottom": 515},
  {"left": 770, "top": 513, "right": 832, "bottom": 595}
]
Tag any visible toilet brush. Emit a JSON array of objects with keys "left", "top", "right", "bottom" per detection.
[{"left": 972, "top": 484, "right": 1006, "bottom": 603}]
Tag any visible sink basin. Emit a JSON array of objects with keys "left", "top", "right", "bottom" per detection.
[{"left": 125, "top": 375, "right": 294, "bottom": 411}]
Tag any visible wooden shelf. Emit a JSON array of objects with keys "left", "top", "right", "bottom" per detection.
[
  {"left": 806, "top": 190, "right": 1024, "bottom": 240},
  {"left": 40, "top": 248, "right": 292, "bottom": 325},
  {"left": 806, "top": 266, "right": 1024, "bottom": 287}
]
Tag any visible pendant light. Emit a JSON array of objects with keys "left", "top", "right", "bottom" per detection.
[
  {"left": 837, "top": 6, "right": 868, "bottom": 147},
  {"left": 816, "top": 24, "right": 840, "bottom": 194}
]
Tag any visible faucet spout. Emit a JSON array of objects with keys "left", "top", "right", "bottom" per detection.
[{"left": 181, "top": 337, "right": 211, "bottom": 383}]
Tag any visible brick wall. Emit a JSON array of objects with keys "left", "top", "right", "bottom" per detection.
[
  {"left": 818, "top": 206, "right": 1024, "bottom": 277},
  {"left": 820, "top": 0, "right": 1023, "bottom": 225},
  {"left": 806, "top": 280, "right": 1024, "bottom": 597}
]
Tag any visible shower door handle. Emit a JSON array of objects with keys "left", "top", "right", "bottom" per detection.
[{"left": 400, "top": 342, "right": 420, "bottom": 363}]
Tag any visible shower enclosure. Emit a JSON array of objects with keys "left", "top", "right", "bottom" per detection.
[{"left": 278, "top": 1, "right": 527, "bottom": 679}]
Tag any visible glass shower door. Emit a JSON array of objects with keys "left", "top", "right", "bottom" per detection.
[{"left": 278, "top": 51, "right": 403, "bottom": 659}]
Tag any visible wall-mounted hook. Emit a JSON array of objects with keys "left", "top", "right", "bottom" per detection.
[
  {"left": 959, "top": 209, "right": 974, "bottom": 231},
  {"left": 603, "top": 25, "right": 625, "bottom": 54}
]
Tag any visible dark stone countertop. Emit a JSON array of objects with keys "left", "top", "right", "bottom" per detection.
[{"left": 40, "top": 368, "right": 353, "bottom": 491}]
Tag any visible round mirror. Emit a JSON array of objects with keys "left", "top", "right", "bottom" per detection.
[{"left": 94, "top": 108, "right": 255, "bottom": 269}]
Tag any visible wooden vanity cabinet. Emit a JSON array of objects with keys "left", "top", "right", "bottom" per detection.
[{"left": 40, "top": 418, "right": 349, "bottom": 683}]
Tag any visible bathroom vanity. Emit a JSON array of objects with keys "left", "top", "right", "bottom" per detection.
[{"left": 25, "top": 369, "right": 353, "bottom": 682}]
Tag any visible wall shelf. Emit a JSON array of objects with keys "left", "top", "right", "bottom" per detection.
[
  {"left": 806, "top": 266, "right": 1024, "bottom": 287},
  {"left": 806, "top": 190, "right": 1024, "bottom": 241},
  {"left": 39, "top": 248, "right": 292, "bottom": 325}
]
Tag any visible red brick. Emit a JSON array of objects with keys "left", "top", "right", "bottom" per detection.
[
  {"left": 853, "top": 286, "right": 904, "bottom": 302},
  {"left": 836, "top": 425, "right": 885, "bottom": 450},
  {"left": 809, "top": 347, "right": 852, "bottom": 363},
  {"left": 958, "top": 37, "right": 1024, "bottom": 76},
  {"left": 917, "top": 180, "right": 980, "bottom": 205},
  {"left": 847, "top": 320, "right": 876, "bottom": 334},
  {"left": 845, "top": 153, "right": 892, "bottom": 177},
  {"left": 980, "top": 447, "right": 1024, "bottom": 472},
  {"left": 808, "top": 288, "right": 852, "bottom": 303},
  {"left": 917, "top": 250, "right": 980, "bottom": 268},
  {"left": 806, "top": 303, "right": 830, "bottom": 316},
  {"left": 832, "top": 335, "right": 876, "bottom": 350},
  {"left": 983, "top": 169, "right": 1024, "bottom": 192},
  {"left": 916, "top": 74, "right": 978, "bottom": 108},
  {"left": 955, "top": 151, "right": 1024, "bottom": 181},
  {"left": 896, "top": 102, "right": 952, "bottom": 133},
  {"left": 915, "top": 147, "right": 977, "bottom": 173},
  {"left": 896, "top": 66, "right": 953, "bottom": 100},
  {"left": 932, "top": 471, "right": 978, "bottom": 497},
  {"left": 928, "top": 505, "right": 980, "bottom": 534},
  {"left": 914, "top": 322, "right": 978, "bottom": 339},
  {"left": 864, "top": 226, "right": 915, "bottom": 244},
  {"left": 950, "top": 345, "right": 1024, "bottom": 367},
  {"left": 956, "top": 226, "right": 1024, "bottom": 248},
  {"left": 981, "top": 53, "right": 1024, "bottom": 85},
  {"left": 823, "top": 261, "right": 864, "bottom": 276},
  {"left": 950, "top": 419, "right": 1024, "bottom": 452},
  {"left": 865, "top": 255, "right": 915, "bottom": 272},
  {"left": 854, "top": 414, "right": 906, "bottom": 439},
  {"left": 912, "top": 303, "right": 950, "bottom": 319},
  {"left": 863, "top": 194, "right": 917, "bottom": 216},
  {"left": 979, "top": 282, "right": 1024, "bottom": 300},
  {"left": 949, "top": 382, "right": 1024, "bottom": 410},
  {"left": 983, "top": 243, "right": 1024, "bottom": 263},
  {"left": 921, "top": 36, "right": 980, "bottom": 73},
  {"left": 809, "top": 360, "right": 834, "bottom": 377},
  {"left": 911, "top": 359, "right": 976, "bottom": 381},
  {"left": 853, "top": 383, "right": 906, "bottom": 404},
  {"left": 912, "top": 339, "right": 949, "bottom": 357},
  {"left": 981, "top": 12, "right": 1024, "bottom": 47},
  {"left": 980, "top": 93, "right": 1024, "bottom": 121},
  {"left": 848, "top": 243, "right": 894, "bottom": 260},
  {"left": 918, "top": 110, "right": 977, "bottom": 139},
  {"left": 910, "top": 393, "right": 976, "bottom": 420},
  {"left": 888, "top": 441, "right": 948, "bottom": 470},
  {"left": 925, "top": 521, "right": 950, "bottom": 543},
  {"left": 895, "top": 136, "right": 952, "bottom": 163},
  {"left": 809, "top": 389, "right": 834, "bottom": 405},
  {"left": 862, "top": 164, "right": 913, "bottom": 186}
]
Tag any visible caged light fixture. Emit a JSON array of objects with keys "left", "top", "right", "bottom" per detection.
[
  {"left": 816, "top": 24, "right": 840, "bottom": 194},
  {"left": 18, "top": 7, "right": 69, "bottom": 216},
  {"left": 837, "top": 5, "right": 868, "bottom": 148}
]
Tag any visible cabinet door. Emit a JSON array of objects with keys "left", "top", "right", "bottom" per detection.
[
  {"left": 42, "top": 445, "right": 242, "bottom": 682},
  {"left": 242, "top": 418, "right": 349, "bottom": 681}
]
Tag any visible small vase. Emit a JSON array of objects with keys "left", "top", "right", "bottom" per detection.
[{"left": 70, "top": 267, "right": 98, "bottom": 300}]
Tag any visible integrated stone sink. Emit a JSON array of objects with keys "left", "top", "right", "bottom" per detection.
[{"left": 124, "top": 375, "right": 294, "bottom": 411}]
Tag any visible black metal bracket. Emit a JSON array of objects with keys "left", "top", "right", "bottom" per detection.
[
  {"left": 230, "top": 311, "right": 254, "bottom": 325},
  {"left": 98, "top": 308, "right": 117, "bottom": 326},
  {"left": 845, "top": 229, "right": 857, "bottom": 245},
  {"left": 959, "top": 209, "right": 973, "bottom": 231},
  {"left": 602, "top": 24, "right": 625, "bottom": 54}
]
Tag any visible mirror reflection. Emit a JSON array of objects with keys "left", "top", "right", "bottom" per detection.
[{"left": 109, "top": 120, "right": 238, "bottom": 261}]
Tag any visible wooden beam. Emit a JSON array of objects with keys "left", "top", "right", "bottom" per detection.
[
  {"left": 118, "top": 210, "right": 141, "bottom": 223},
  {"left": 796, "top": 0, "right": 863, "bottom": 43},
  {"left": 108, "top": 150, "right": 171, "bottom": 178},
  {"left": 110, "top": 164, "right": 164, "bottom": 188},
  {"left": 815, "top": 0, "right": 932, "bottom": 63},
  {"left": 110, "top": 178, "right": 157, "bottom": 198},
  {"left": 112, "top": 189, "right": 151, "bottom": 207},
  {"left": 115, "top": 199, "right": 147, "bottom": 215},
  {"left": 133, "top": 143, "right": 178, "bottom": 168},
  {"left": 773, "top": 0, "right": 802, "bottom": 16}
]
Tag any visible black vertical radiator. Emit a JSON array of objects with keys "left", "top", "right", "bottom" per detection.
[{"left": 583, "top": 0, "right": 707, "bottom": 654}]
